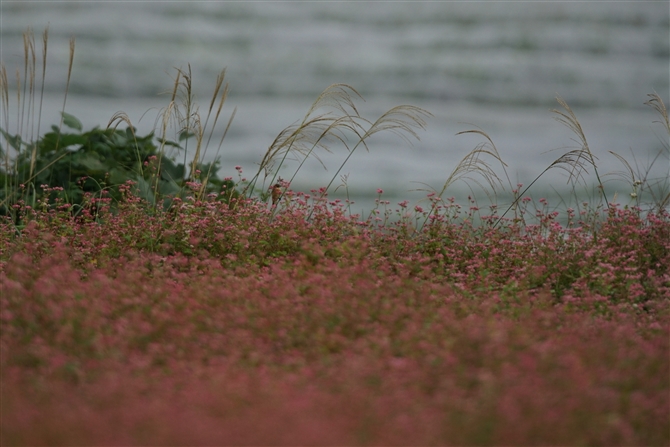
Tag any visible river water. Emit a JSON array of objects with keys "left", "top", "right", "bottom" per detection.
[{"left": 2, "top": 1, "right": 668, "bottom": 211}]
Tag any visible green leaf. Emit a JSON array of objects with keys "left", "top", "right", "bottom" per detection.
[
  {"left": 109, "top": 131, "right": 128, "bottom": 147},
  {"left": 76, "top": 153, "right": 107, "bottom": 173},
  {"left": 59, "top": 134, "right": 88, "bottom": 150},
  {"left": 109, "top": 167, "right": 132, "bottom": 186},
  {"left": 61, "top": 112, "right": 83, "bottom": 132},
  {"left": 135, "top": 176, "right": 155, "bottom": 205},
  {"left": 0, "top": 129, "right": 23, "bottom": 151},
  {"left": 160, "top": 159, "right": 185, "bottom": 182},
  {"left": 158, "top": 178, "right": 181, "bottom": 196},
  {"left": 38, "top": 132, "right": 87, "bottom": 154},
  {"left": 179, "top": 130, "right": 195, "bottom": 142},
  {"left": 157, "top": 138, "right": 183, "bottom": 149}
]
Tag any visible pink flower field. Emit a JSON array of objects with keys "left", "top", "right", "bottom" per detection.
[{"left": 1, "top": 188, "right": 669, "bottom": 445}]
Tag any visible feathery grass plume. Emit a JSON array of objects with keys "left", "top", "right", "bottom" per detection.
[
  {"left": 1, "top": 57, "right": 12, "bottom": 209},
  {"left": 35, "top": 35, "right": 75, "bottom": 200},
  {"left": 310, "top": 82, "right": 363, "bottom": 117},
  {"left": 333, "top": 173, "right": 354, "bottom": 215},
  {"left": 439, "top": 128, "right": 509, "bottom": 199},
  {"left": 256, "top": 114, "right": 360, "bottom": 210},
  {"left": 58, "top": 36, "right": 76, "bottom": 141},
  {"left": 552, "top": 95, "right": 609, "bottom": 208},
  {"left": 1, "top": 66, "right": 8, "bottom": 174},
  {"left": 602, "top": 94, "right": 669, "bottom": 213},
  {"left": 173, "top": 65, "right": 206, "bottom": 185},
  {"left": 176, "top": 65, "right": 195, "bottom": 172},
  {"left": 36, "top": 27, "right": 48, "bottom": 150},
  {"left": 246, "top": 84, "right": 366, "bottom": 198},
  {"left": 174, "top": 66, "right": 233, "bottom": 200},
  {"left": 201, "top": 68, "right": 228, "bottom": 155},
  {"left": 607, "top": 150, "right": 639, "bottom": 194},
  {"left": 491, "top": 96, "right": 614, "bottom": 229},
  {"left": 278, "top": 115, "right": 365, "bottom": 201},
  {"left": 643, "top": 92, "right": 670, "bottom": 210},
  {"left": 645, "top": 92, "right": 670, "bottom": 136},
  {"left": 296, "top": 104, "right": 430, "bottom": 222},
  {"left": 618, "top": 152, "right": 670, "bottom": 213},
  {"left": 415, "top": 127, "right": 509, "bottom": 231},
  {"left": 22, "top": 29, "right": 36, "bottom": 180},
  {"left": 492, "top": 147, "right": 596, "bottom": 229},
  {"left": 200, "top": 70, "right": 236, "bottom": 188},
  {"left": 2, "top": 28, "right": 39, "bottom": 204},
  {"left": 28, "top": 27, "right": 50, "bottom": 187},
  {"left": 154, "top": 69, "right": 182, "bottom": 162},
  {"left": 321, "top": 104, "right": 432, "bottom": 196},
  {"left": 254, "top": 115, "right": 343, "bottom": 187},
  {"left": 160, "top": 64, "right": 200, "bottom": 184},
  {"left": 605, "top": 148, "right": 664, "bottom": 211},
  {"left": 152, "top": 66, "right": 234, "bottom": 203},
  {"left": 0, "top": 28, "right": 75, "bottom": 216},
  {"left": 181, "top": 67, "right": 233, "bottom": 198},
  {"left": 20, "top": 29, "right": 31, "bottom": 141}
]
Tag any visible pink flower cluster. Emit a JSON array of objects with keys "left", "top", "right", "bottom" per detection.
[{"left": 1, "top": 193, "right": 668, "bottom": 445}]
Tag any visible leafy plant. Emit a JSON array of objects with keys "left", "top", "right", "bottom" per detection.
[
  {"left": 0, "top": 116, "right": 237, "bottom": 220},
  {"left": 1, "top": 28, "right": 239, "bottom": 224}
]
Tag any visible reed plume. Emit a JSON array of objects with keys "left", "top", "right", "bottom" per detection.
[{"left": 246, "top": 84, "right": 366, "bottom": 198}]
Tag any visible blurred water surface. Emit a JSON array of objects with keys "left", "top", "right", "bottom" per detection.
[{"left": 2, "top": 1, "right": 668, "bottom": 209}]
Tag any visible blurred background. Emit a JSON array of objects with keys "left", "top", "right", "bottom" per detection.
[{"left": 2, "top": 1, "right": 668, "bottom": 211}]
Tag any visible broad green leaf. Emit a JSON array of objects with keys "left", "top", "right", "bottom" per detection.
[
  {"left": 61, "top": 112, "right": 83, "bottom": 131},
  {"left": 160, "top": 159, "right": 185, "bottom": 182},
  {"left": 76, "top": 153, "right": 107, "bottom": 173},
  {"left": 109, "top": 167, "right": 132, "bottom": 186},
  {"left": 158, "top": 178, "right": 181, "bottom": 196},
  {"left": 0, "top": 129, "right": 23, "bottom": 151},
  {"left": 109, "top": 131, "right": 128, "bottom": 147},
  {"left": 58, "top": 134, "right": 88, "bottom": 149},
  {"left": 157, "top": 138, "right": 183, "bottom": 149},
  {"left": 38, "top": 132, "right": 86, "bottom": 154},
  {"left": 179, "top": 130, "right": 195, "bottom": 141},
  {"left": 134, "top": 176, "right": 155, "bottom": 205},
  {"left": 125, "top": 127, "right": 138, "bottom": 139}
]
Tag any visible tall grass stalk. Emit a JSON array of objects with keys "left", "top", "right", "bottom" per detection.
[
  {"left": 201, "top": 70, "right": 236, "bottom": 190},
  {"left": 0, "top": 29, "right": 75, "bottom": 214},
  {"left": 150, "top": 65, "right": 234, "bottom": 203},
  {"left": 153, "top": 70, "right": 183, "bottom": 194}
]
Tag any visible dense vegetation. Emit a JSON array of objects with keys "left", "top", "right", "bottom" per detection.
[
  {"left": 1, "top": 186, "right": 668, "bottom": 445},
  {"left": 1, "top": 28, "right": 668, "bottom": 445}
]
